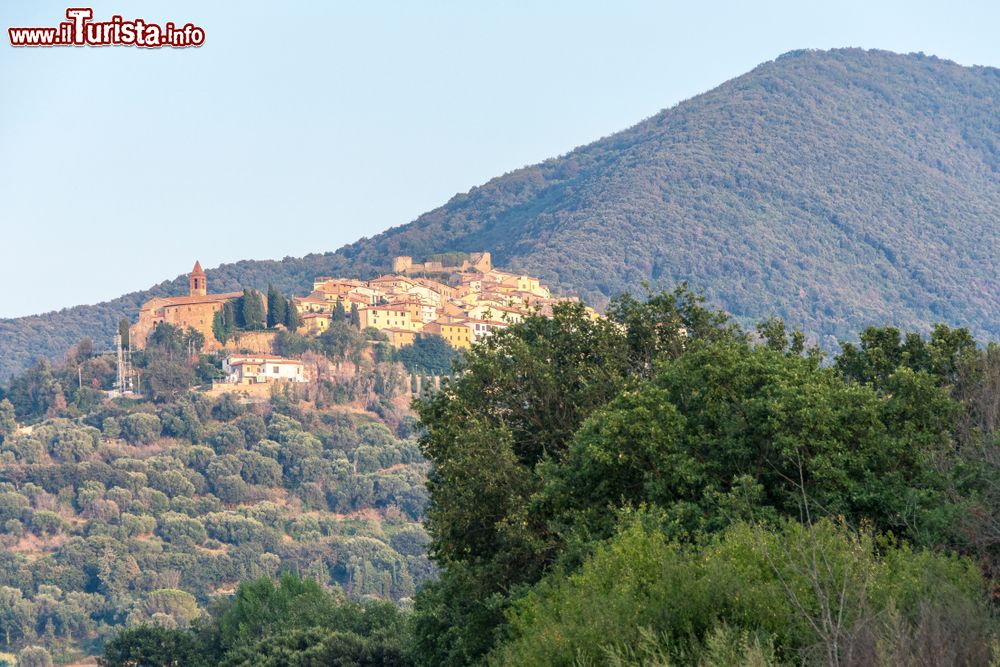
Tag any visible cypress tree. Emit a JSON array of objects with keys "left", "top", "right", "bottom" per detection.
[
  {"left": 212, "top": 311, "right": 228, "bottom": 344},
  {"left": 333, "top": 300, "right": 347, "bottom": 322},
  {"left": 242, "top": 290, "right": 266, "bottom": 330},
  {"left": 285, "top": 298, "right": 302, "bottom": 331},
  {"left": 267, "top": 285, "right": 287, "bottom": 328},
  {"left": 229, "top": 296, "right": 245, "bottom": 329},
  {"left": 223, "top": 300, "right": 238, "bottom": 334}
]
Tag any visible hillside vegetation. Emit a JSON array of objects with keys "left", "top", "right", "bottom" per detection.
[
  {"left": 0, "top": 332, "right": 434, "bottom": 663},
  {"left": 5, "top": 48, "right": 1000, "bottom": 378},
  {"left": 82, "top": 288, "right": 1000, "bottom": 667}
]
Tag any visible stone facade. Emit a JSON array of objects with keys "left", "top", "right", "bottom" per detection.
[
  {"left": 392, "top": 251, "right": 492, "bottom": 275},
  {"left": 130, "top": 261, "right": 248, "bottom": 351}
]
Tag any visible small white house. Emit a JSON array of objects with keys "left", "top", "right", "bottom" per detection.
[
  {"left": 223, "top": 355, "right": 306, "bottom": 385},
  {"left": 463, "top": 318, "right": 508, "bottom": 343}
]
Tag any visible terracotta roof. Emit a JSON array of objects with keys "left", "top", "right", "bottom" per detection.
[
  {"left": 295, "top": 294, "right": 329, "bottom": 304},
  {"left": 361, "top": 304, "right": 410, "bottom": 313},
  {"left": 227, "top": 354, "right": 303, "bottom": 364},
  {"left": 191, "top": 260, "right": 205, "bottom": 275},
  {"left": 156, "top": 291, "right": 243, "bottom": 308},
  {"left": 412, "top": 277, "right": 452, "bottom": 289},
  {"left": 231, "top": 359, "right": 303, "bottom": 368},
  {"left": 369, "top": 275, "right": 414, "bottom": 284}
]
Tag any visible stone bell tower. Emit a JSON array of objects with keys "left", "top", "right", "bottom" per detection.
[{"left": 189, "top": 260, "right": 207, "bottom": 297}]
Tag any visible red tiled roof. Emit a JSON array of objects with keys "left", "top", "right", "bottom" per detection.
[{"left": 157, "top": 292, "right": 243, "bottom": 308}]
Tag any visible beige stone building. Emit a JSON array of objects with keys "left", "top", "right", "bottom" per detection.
[{"left": 131, "top": 262, "right": 246, "bottom": 351}]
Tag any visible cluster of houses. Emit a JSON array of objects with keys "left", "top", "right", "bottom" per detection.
[
  {"left": 133, "top": 252, "right": 594, "bottom": 388},
  {"left": 291, "top": 251, "right": 595, "bottom": 350}
]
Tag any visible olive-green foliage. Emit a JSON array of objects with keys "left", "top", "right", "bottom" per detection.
[
  {"left": 492, "top": 517, "right": 992, "bottom": 667},
  {"left": 99, "top": 625, "right": 206, "bottom": 667},
  {"left": 0, "top": 372, "right": 431, "bottom": 660},
  {"left": 540, "top": 340, "right": 955, "bottom": 551},
  {"left": 15, "top": 646, "right": 51, "bottom": 667},
  {"left": 138, "top": 324, "right": 202, "bottom": 401},
  {"left": 121, "top": 413, "right": 162, "bottom": 445},
  {"left": 319, "top": 321, "right": 367, "bottom": 363},
  {"left": 266, "top": 285, "right": 288, "bottom": 329},
  {"left": 410, "top": 292, "right": 995, "bottom": 667},
  {"left": 0, "top": 400, "right": 15, "bottom": 440},
  {"left": 411, "top": 292, "right": 753, "bottom": 664},
  {"left": 394, "top": 334, "right": 459, "bottom": 374},
  {"left": 240, "top": 289, "right": 266, "bottom": 331},
  {"left": 99, "top": 573, "right": 413, "bottom": 667}
]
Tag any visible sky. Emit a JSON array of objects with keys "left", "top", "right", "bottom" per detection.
[{"left": 1, "top": 0, "right": 999, "bottom": 318}]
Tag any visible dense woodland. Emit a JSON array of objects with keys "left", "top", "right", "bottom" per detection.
[
  {"left": 4, "top": 286, "right": 1000, "bottom": 664},
  {"left": 0, "top": 321, "right": 436, "bottom": 665},
  {"left": 7, "top": 49, "right": 1000, "bottom": 378}
]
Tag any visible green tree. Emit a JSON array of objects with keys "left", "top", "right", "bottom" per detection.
[
  {"left": 540, "top": 340, "right": 956, "bottom": 551},
  {"left": 142, "top": 589, "right": 201, "bottom": 628},
  {"left": 0, "top": 399, "right": 16, "bottom": 441},
  {"left": 274, "top": 330, "right": 312, "bottom": 357},
  {"left": 319, "top": 321, "right": 367, "bottom": 362},
  {"left": 99, "top": 625, "right": 206, "bottom": 667},
  {"left": 212, "top": 311, "right": 229, "bottom": 345},
  {"left": 333, "top": 300, "right": 347, "bottom": 323},
  {"left": 122, "top": 413, "right": 163, "bottom": 445},
  {"left": 491, "top": 516, "right": 992, "bottom": 667},
  {"left": 241, "top": 290, "right": 266, "bottom": 331},
  {"left": 266, "top": 285, "right": 287, "bottom": 329},
  {"left": 139, "top": 324, "right": 197, "bottom": 400},
  {"left": 285, "top": 299, "right": 302, "bottom": 331},
  {"left": 223, "top": 301, "right": 238, "bottom": 333},
  {"left": 395, "top": 334, "right": 458, "bottom": 374},
  {"left": 16, "top": 647, "right": 52, "bottom": 667},
  {"left": 412, "top": 302, "right": 638, "bottom": 664},
  {"left": 0, "top": 587, "right": 34, "bottom": 648}
]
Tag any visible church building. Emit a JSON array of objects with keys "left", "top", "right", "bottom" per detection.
[{"left": 130, "top": 261, "right": 245, "bottom": 351}]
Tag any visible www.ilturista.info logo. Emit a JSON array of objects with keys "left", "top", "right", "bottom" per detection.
[{"left": 8, "top": 8, "right": 205, "bottom": 48}]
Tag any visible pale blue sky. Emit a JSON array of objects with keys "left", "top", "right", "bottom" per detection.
[{"left": 0, "top": 0, "right": 997, "bottom": 318}]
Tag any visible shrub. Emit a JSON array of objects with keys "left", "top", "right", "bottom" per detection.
[{"left": 122, "top": 414, "right": 162, "bottom": 445}]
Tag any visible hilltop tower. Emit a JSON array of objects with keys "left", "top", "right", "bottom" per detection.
[
  {"left": 189, "top": 260, "right": 207, "bottom": 297},
  {"left": 392, "top": 256, "right": 413, "bottom": 273}
]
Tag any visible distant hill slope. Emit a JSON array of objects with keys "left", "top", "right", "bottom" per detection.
[{"left": 5, "top": 47, "right": 1000, "bottom": 379}]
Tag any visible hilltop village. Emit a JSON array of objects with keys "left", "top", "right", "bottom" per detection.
[{"left": 129, "top": 252, "right": 594, "bottom": 387}]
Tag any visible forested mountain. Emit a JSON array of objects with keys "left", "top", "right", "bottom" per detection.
[{"left": 7, "top": 47, "right": 1000, "bottom": 379}]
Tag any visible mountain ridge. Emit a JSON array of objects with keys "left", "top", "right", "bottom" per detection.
[{"left": 4, "top": 47, "right": 1000, "bottom": 379}]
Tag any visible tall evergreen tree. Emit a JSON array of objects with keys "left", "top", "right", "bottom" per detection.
[
  {"left": 229, "top": 296, "right": 245, "bottom": 329},
  {"left": 333, "top": 300, "right": 347, "bottom": 323},
  {"left": 212, "top": 312, "right": 229, "bottom": 345},
  {"left": 267, "top": 285, "right": 288, "bottom": 329},
  {"left": 349, "top": 303, "right": 361, "bottom": 328},
  {"left": 0, "top": 398, "right": 16, "bottom": 441},
  {"left": 241, "top": 290, "right": 265, "bottom": 330},
  {"left": 285, "top": 299, "right": 302, "bottom": 331}
]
